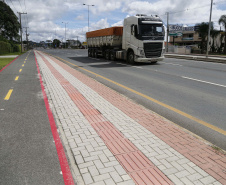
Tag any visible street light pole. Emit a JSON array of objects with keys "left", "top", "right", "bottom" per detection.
[
  {"left": 83, "top": 4, "right": 95, "bottom": 32},
  {"left": 206, "top": 0, "right": 213, "bottom": 57},
  {"left": 62, "top": 22, "right": 68, "bottom": 49}
]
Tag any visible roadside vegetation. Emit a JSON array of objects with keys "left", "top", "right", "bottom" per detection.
[
  {"left": 0, "top": 58, "right": 16, "bottom": 70},
  {"left": 194, "top": 14, "right": 226, "bottom": 55},
  {"left": 0, "top": 1, "right": 21, "bottom": 55}
]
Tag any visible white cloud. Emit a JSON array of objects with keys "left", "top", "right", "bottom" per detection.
[
  {"left": 90, "top": 18, "right": 110, "bottom": 31},
  {"left": 75, "top": 15, "right": 84, "bottom": 20},
  {"left": 6, "top": 0, "right": 226, "bottom": 42}
]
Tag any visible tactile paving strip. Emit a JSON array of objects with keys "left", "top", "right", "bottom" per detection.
[{"left": 37, "top": 52, "right": 173, "bottom": 185}]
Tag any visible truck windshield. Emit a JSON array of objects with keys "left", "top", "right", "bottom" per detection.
[{"left": 139, "top": 24, "right": 164, "bottom": 36}]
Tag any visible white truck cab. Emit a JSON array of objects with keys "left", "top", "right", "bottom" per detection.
[{"left": 120, "top": 14, "right": 165, "bottom": 63}]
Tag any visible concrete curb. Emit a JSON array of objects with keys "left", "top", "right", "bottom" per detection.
[
  {"left": 0, "top": 55, "right": 19, "bottom": 58},
  {"left": 165, "top": 54, "right": 226, "bottom": 64}
]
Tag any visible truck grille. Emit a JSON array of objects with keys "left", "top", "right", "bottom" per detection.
[{"left": 143, "top": 43, "right": 162, "bottom": 58}]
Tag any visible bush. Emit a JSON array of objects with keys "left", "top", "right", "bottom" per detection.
[
  {"left": 0, "top": 41, "right": 11, "bottom": 55},
  {"left": 13, "top": 44, "right": 20, "bottom": 52}
]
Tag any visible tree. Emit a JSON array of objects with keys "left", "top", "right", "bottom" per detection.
[
  {"left": 53, "top": 39, "right": 61, "bottom": 48},
  {"left": 195, "top": 22, "right": 212, "bottom": 54},
  {"left": 218, "top": 15, "right": 226, "bottom": 54},
  {"left": 210, "top": 29, "right": 220, "bottom": 53},
  {"left": 0, "top": 2, "right": 20, "bottom": 41}
]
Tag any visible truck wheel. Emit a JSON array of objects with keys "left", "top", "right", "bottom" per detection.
[
  {"left": 94, "top": 50, "right": 99, "bottom": 58},
  {"left": 151, "top": 61, "right": 158, "bottom": 64},
  {"left": 127, "top": 51, "right": 135, "bottom": 64},
  {"left": 92, "top": 50, "right": 96, "bottom": 58},
  {"left": 88, "top": 49, "right": 92, "bottom": 57},
  {"left": 110, "top": 51, "right": 116, "bottom": 61},
  {"left": 105, "top": 50, "right": 110, "bottom": 60}
]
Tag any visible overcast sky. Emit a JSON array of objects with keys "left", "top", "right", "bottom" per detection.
[{"left": 5, "top": 0, "right": 226, "bottom": 43}]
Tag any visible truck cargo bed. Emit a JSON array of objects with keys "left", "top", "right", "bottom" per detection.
[{"left": 86, "top": 27, "right": 123, "bottom": 47}]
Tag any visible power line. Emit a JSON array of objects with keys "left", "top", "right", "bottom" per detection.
[
  {"left": 160, "top": 0, "right": 225, "bottom": 17},
  {"left": 17, "top": 0, "right": 23, "bottom": 12},
  {"left": 23, "top": 0, "right": 28, "bottom": 28},
  {"left": 8, "top": 0, "right": 19, "bottom": 14}
]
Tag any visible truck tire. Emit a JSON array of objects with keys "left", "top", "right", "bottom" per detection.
[
  {"left": 88, "top": 49, "right": 92, "bottom": 57},
  {"left": 127, "top": 51, "right": 135, "bottom": 64},
  {"left": 110, "top": 50, "right": 116, "bottom": 61},
  {"left": 93, "top": 50, "right": 97, "bottom": 58},
  {"left": 105, "top": 50, "right": 110, "bottom": 60},
  {"left": 94, "top": 50, "right": 99, "bottom": 58},
  {"left": 92, "top": 50, "right": 96, "bottom": 58}
]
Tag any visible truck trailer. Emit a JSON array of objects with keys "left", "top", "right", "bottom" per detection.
[{"left": 86, "top": 14, "right": 165, "bottom": 64}]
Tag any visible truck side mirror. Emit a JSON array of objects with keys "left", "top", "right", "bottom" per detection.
[{"left": 134, "top": 25, "right": 138, "bottom": 37}]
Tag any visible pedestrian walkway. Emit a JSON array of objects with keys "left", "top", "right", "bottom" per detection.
[
  {"left": 0, "top": 55, "right": 18, "bottom": 58},
  {"left": 35, "top": 50, "right": 226, "bottom": 185}
]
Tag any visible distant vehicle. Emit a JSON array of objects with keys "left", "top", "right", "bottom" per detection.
[{"left": 86, "top": 14, "right": 165, "bottom": 64}]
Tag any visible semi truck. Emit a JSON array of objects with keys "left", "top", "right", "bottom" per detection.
[{"left": 86, "top": 14, "right": 165, "bottom": 64}]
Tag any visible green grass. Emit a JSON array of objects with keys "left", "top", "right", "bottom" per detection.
[{"left": 0, "top": 58, "right": 15, "bottom": 70}]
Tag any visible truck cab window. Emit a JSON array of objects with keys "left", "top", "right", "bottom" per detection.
[{"left": 139, "top": 24, "right": 164, "bottom": 36}]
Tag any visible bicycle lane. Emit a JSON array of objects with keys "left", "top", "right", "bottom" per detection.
[{"left": 0, "top": 51, "right": 74, "bottom": 185}]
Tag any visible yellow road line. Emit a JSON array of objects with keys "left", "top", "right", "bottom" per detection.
[
  {"left": 49, "top": 54, "right": 226, "bottom": 136},
  {"left": 22, "top": 64, "right": 24, "bottom": 67},
  {"left": 4, "top": 89, "right": 13, "bottom": 100},
  {"left": 24, "top": 61, "right": 26, "bottom": 63},
  {"left": 15, "top": 76, "right": 19, "bottom": 81},
  {"left": 19, "top": 69, "right": 22, "bottom": 72}
]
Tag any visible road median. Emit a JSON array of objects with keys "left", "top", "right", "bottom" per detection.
[{"left": 165, "top": 53, "right": 226, "bottom": 63}]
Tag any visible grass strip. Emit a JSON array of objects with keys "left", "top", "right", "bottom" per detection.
[{"left": 0, "top": 58, "right": 15, "bottom": 70}]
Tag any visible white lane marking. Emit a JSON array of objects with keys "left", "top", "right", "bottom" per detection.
[
  {"left": 160, "top": 62, "right": 183, "bottom": 66},
  {"left": 181, "top": 76, "right": 226, "bottom": 88},
  {"left": 132, "top": 66, "right": 143, "bottom": 69}
]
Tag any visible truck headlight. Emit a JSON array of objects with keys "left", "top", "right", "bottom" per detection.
[{"left": 138, "top": 48, "right": 145, "bottom": 56}]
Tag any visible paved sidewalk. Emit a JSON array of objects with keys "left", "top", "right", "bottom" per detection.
[
  {"left": 35, "top": 50, "right": 226, "bottom": 185},
  {"left": 0, "top": 55, "right": 18, "bottom": 58}
]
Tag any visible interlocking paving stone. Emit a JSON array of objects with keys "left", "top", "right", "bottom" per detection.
[{"left": 35, "top": 51, "right": 225, "bottom": 185}]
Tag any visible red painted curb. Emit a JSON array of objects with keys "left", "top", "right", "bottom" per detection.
[
  {"left": 34, "top": 51, "right": 75, "bottom": 185},
  {"left": 0, "top": 56, "right": 19, "bottom": 72}
]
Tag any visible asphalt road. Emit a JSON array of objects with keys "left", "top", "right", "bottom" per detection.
[
  {"left": 41, "top": 48, "right": 226, "bottom": 150},
  {"left": 0, "top": 51, "right": 65, "bottom": 185}
]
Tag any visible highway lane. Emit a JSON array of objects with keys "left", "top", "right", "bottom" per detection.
[{"left": 41, "top": 49, "right": 226, "bottom": 149}]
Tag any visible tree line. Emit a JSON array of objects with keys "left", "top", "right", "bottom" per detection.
[
  {"left": 0, "top": 1, "right": 21, "bottom": 54},
  {"left": 196, "top": 15, "right": 226, "bottom": 54}
]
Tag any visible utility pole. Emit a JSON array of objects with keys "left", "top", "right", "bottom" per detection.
[
  {"left": 18, "top": 12, "right": 27, "bottom": 52},
  {"left": 24, "top": 27, "right": 29, "bottom": 51},
  {"left": 166, "top": 12, "right": 169, "bottom": 53},
  {"left": 76, "top": 36, "right": 78, "bottom": 48},
  {"left": 206, "top": 0, "right": 213, "bottom": 57}
]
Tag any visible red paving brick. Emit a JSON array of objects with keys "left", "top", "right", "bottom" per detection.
[
  {"left": 105, "top": 139, "right": 138, "bottom": 155},
  {"left": 116, "top": 151, "right": 154, "bottom": 172},
  {"left": 91, "top": 121, "right": 115, "bottom": 131}
]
